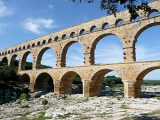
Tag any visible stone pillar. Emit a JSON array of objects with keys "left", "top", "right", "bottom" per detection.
[
  {"left": 123, "top": 80, "right": 141, "bottom": 98},
  {"left": 123, "top": 47, "right": 136, "bottom": 62},
  {"left": 84, "top": 52, "right": 94, "bottom": 66}
]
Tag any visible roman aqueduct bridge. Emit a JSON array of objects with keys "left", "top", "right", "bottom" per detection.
[{"left": 0, "top": 0, "right": 160, "bottom": 98}]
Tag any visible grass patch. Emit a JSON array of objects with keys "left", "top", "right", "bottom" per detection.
[
  {"left": 82, "top": 98, "right": 89, "bottom": 102},
  {"left": 58, "top": 113, "right": 71, "bottom": 119},
  {"left": 97, "top": 112, "right": 107, "bottom": 117},
  {"left": 120, "top": 104, "right": 130, "bottom": 109},
  {"left": 42, "top": 99, "right": 48, "bottom": 105}
]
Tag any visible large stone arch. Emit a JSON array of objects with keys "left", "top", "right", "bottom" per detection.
[
  {"left": 59, "top": 71, "right": 82, "bottom": 94},
  {"left": 133, "top": 22, "right": 160, "bottom": 48},
  {"left": 34, "top": 72, "right": 54, "bottom": 92},
  {"left": 90, "top": 33, "right": 123, "bottom": 64},
  {"left": 1, "top": 57, "right": 8, "bottom": 65},
  {"left": 21, "top": 73, "right": 30, "bottom": 87},
  {"left": 10, "top": 54, "right": 19, "bottom": 68},
  {"left": 36, "top": 47, "right": 56, "bottom": 69},
  {"left": 61, "top": 40, "right": 84, "bottom": 67},
  {"left": 88, "top": 68, "right": 122, "bottom": 97},
  {"left": 21, "top": 51, "right": 34, "bottom": 70}
]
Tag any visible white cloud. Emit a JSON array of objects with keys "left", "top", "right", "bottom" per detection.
[
  {"left": 0, "top": 23, "right": 8, "bottom": 34},
  {"left": 24, "top": 18, "right": 57, "bottom": 34},
  {"left": 0, "top": 0, "right": 13, "bottom": 17},
  {"left": 48, "top": 5, "right": 54, "bottom": 9}
]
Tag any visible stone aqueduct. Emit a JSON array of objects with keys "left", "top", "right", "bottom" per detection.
[{"left": 0, "top": 0, "right": 160, "bottom": 98}]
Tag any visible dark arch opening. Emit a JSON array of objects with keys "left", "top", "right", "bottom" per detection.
[
  {"left": 21, "top": 51, "right": 33, "bottom": 70},
  {"left": 148, "top": 9, "right": 159, "bottom": 18},
  {"left": 61, "top": 41, "right": 84, "bottom": 67},
  {"left": 37, "top": 41, "right": 41, "bottom": 46},
  {"left": 54, "top": 36, "right": 59, "bottom": 42},
  {"left": 136, "top": 67, "right": 160, "bottom": 98},
  {"left": 48, "top": 38, "right": 52, "bottom": 43},
  {"left": 10, "top": 55, "right": 19, "bottom": 70},
  {"left": 131, "top": 15, "right": 140, "bottom": 22},
  {"left": 34, "top": 73, "right": 54, "bottom": 92},
  {"left": 42, "top": 40, "right": 46, "bottom": 45},
  {"left": 36, "top": 47, "right": 56, "bottom": 69},
  {"left": 21, "top": 74, "right": 30, "bottom": 88},
  {"left": 135, "top": 24, "right": 160, "bottom": 61},
  {"left": 90, "top": 26, "right": 97, "bottom": 32},
  {"left": 89, "top": 69, "right": 123, "bottom": 97},
  {"left": 93, "top": 34, "right": 123, "bottom": 64},
  {"left": 27, "top": 45, "right": 30, "bottom": 49},
  {"left": 115, "top": 19, "right": 124, "bottom": 26},
  {"left": 70, "top": 32, "right": 76, "bottom": 37},
  {"left": 79, "top": 29, "right": 86, "bottom": 35},
  {"left": 60, "top": 71, "right": 82, "bottom": 94},
  {"left": 32, "top": 43, "right": 35, "bottom": 48},
  {"left": 62, "top": 34, "right": 67, "bottom": 40},
  {"left": 102, "top": 23, "right": 109, "bottom": 29},
  {"left": 23, "top": 46, "right": 26, "bottom": 50},
  {"left": 1, "top": 57, "right": 8, "bottom": 66}
]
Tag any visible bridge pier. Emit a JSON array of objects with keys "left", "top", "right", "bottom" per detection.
[{"left": 123, "top": 80, "right": 141, "bottom": 98}]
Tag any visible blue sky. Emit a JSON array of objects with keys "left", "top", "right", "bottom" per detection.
[{"left": 0, "top": 0, "right": 160, "bottom": 80}]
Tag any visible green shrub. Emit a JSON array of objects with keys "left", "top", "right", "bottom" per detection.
[
  {"left": 42, "top": 99, "right": 48, "bottom": 105},
  {"left": 18, "top": 93, "right": 28, "bottom": 101}
]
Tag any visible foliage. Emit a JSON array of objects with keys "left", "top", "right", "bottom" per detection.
[
  {"left": 18, "top": 93, "right": 28, "bottom": 101},
  {"left": 42, "top": 99, "right": 48, "bottom": 105},
  {"left": 73, "top": 75, "right": 82, "bottom": 84},
  {"left": 143, "top": 80, "right": 160, "bottom": 86},
  {"left": 71, "top": 0, "right": 152, "bottom": 20},
  {"left": 102, "top": 75, "right": 123, "bottom": 87}
]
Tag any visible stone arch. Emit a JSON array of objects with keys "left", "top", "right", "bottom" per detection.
[
  {"left": 1, "top": 57, "right": 8, "bottom": 65},
  {"left": 10, "top": 54, "right": 19, "bottom": 68},
  {"left": 115, "top": 19, "right": 124, "bottom": 26},
  {"left": 42, "top": 40, "right": 46, "bottom": 45},
  {"left": 148, "top": 9, "right": 159, "bottom": 18},
  {"left": 15, "top": 48, "right": 17, "bottom": 52},
  {"left": 79, "top": 29, "right": 86, "bottom": 35},
  {"left": 133, "top": 22, "right": 160, "bottom": 48},
  {"left": 91, "top": 33, "right": 123, "bottom": 64},
  {"left": 36, "top": 47, "right": 56, "bottom": 69},
  {"left": 27, "top": 44, "right": 31, "bottom": 49},
  {"left": 90, "top": 25, "right": 97, "bottom": 32},
  {"left": 62, "top": 34, "right": 67, "bottom": 39},
  {"left": 21, "top": 51, "right": 34, "bottom": 70},
  {"left": 21, "top": 73, "right": 30, "bottom": 87},
  {"left": 34, "top": 72, "right": 54, "bottom": 92},
  {"left": 23, "top": 46, "right": 26, "bottom": 50},
  {"left": 61, "top": 41, "right": 84, "bottom": 67},
  {"left": 11, "top": 49, "right": 14, "bottom": 53},
  {"left": 131, "top": 15, "right": 140, "bottom": 22},
  {"left": 48, "top": 38, "right": 52, "bottom": 43},
  {"left": 32, "top": 43, "right": 35, "bottom": 48},
  {"left": 54, "top": 36, "right": 59, "bottom": 42},
  {"left": 70, "top": 32, "right": 76, "bottom": 37},
  {"left": 89, "top": 69, "right": 121, "bottom": 96},
  {"left": 102, "top": 22, "right": 109, "bottom": 29},
  {"left": 19, "top": 47, "right": 21, "bottom": 51},
  {"left": 59, "top": 71, "right": 82, "bottom": 94},
  {"left": 37, "top": 41, "right": 41, "bottom": 46},
  {"left": 8, "top": 50, "right": 10, "bottom": 54}
]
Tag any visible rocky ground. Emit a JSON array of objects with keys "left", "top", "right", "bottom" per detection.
[{"left": 1, "top": 86, "right": 160, "bottom": 120}]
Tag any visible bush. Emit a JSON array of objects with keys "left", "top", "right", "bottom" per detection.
[
  {"left": 42, "top": 99, "right": 48, "bottom": 105},
  {"left": 18, "top": 93, "right": 28, "bottom": 101}
]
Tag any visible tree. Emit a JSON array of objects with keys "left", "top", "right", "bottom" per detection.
[{"left": 72, "top": 0, "right": 152, "bottom": 21}]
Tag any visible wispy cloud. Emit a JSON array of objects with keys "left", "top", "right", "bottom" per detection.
[
  {"left": 0, "top": 0, "right": 13, "bottom": 17},
  {"left": 48, "top": 5, "right": 54, "bottom": 9},
  {"left": 23, "top": 18, "right": 57, "bottom": 34}
]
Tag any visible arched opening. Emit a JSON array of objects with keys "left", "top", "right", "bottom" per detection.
[
  {"left": 23, "top": 46, "right": 26, "bottom": 50},
  {"left": 19, "top": 47, "right": 21, "bottom": 51},
  {"left": 27, "top": 45, "right": 30, "bottom": 49},
  {"left": 34, "top": 73, "right": 54, "bottom": 92},
  {"left": 102, "top": 23, "right": 109, "bottom": 29},
  {"left": 42, "top": 40, "right": 46, "bottom": 45},
  {"left": 135, "top": 24, "right": 160, "bottom": 61},
  {"left": 93, "top": 34, "right": 123, "bottom": 64},
  {"left": 36, "top": 47, "right": 56, "bottom": 69},
  {"left": 54, "top": 36, "right": 59, "bottom": 42},
  {"left": 21, "top": 51, "right": 33, "bottom": 70},
  {"left": 70, "top": 32, "right": 76, "bottom": 37},
  {"left": 1, "top": 57, "right": 8, "bottom": 66},
  {"left": 37, "top": 41, "right": 41, "bottom": 46},
  {"left": 131, "top": 15, "right": 140, "bottom": 22},
  {"left": 89, "top": 69, "right": 123, "bottom": 97},
  {"left": 90, "top": 26, "right": 97, "bottom": 32},
  {"left": 148, "top": 9, "right": 159, "bottom": 18},
  {"left": 62, "top": 41, "right": 84, "bottom": 67},
  {"left": 62, "top": 34, "right": 67, "bottom": 40},
  {"left": 115, "top": 19, "right": 124, "bottom": 26},
  {"left": 21, "top": 74, "right": 30, "bottom": 88},
  {"left": 10, "top": 55, "right": 19, "bottom": 70},
  {"left": 8, "top": 51, "right": 10, "bottom": 54},
  {"left": 59, "top": 71, "right": 83, "bottom": 94},
  {"left": 32, "top": 43, "right": 35, "bottom": 48},
  {"left": 79, "top": 29, "right": 86, "bottom": 35},
  {"left": 48, "top": 38, "right": 52, "bottom": 43},
  {"left": 136, "top": 67, "right": 160, "bottom": 98}
]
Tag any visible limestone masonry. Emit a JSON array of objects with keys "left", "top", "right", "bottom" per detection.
[{"left": 0, "top": 0, "right": 160, "bottom": 98}]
